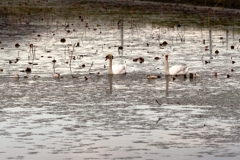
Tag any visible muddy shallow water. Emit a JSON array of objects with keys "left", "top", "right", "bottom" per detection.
[{"left": 1, "top": 0, "right": 240, "bottom": 159}]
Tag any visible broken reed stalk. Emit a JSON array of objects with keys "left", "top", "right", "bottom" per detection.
[
  {"left": 28, "top": 44, "right": 34, "bottom": 61},
  {"left": 80, "top": 33, "right": 84, "bottom": 45},
  {"left": 28, "top": 46, "right": 31, "bottom": 60},
  {"left": 69, "top": 43, "right": 76, "bottom": 77},
  {"left": 53, "top": 58, "right": 56, "bottom": 74},
  {"left": 32, "top": 46, "right": 36, "bottom": 65},
  {"left": 89, "top": 61, "right": 94, "bottom": 74}
]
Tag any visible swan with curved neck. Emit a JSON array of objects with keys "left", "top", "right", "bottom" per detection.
[
  {"left": 165, "top": 54, "right": 189, "bottom": 76},
  {"left": 105, "top": 53, "right": 126, "bottom": 75}
]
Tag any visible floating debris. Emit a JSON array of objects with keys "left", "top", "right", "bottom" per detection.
[
  {"left": 118, "top": 46, "right": 123, "bottom": 50},
  {"left": 133, "top": 58, "right": 138, "bottom": 62},
  {"left": 15, "top": 43, "right": 20, "bottom": 48},
  {"left": 189, "top": 73, "right": 194, "bottom": 79},
  {"left": 155, "top": 100, "right": 161, "bottom": 106},
  {"left": 139, "top": 57, "right": 144, "bottom": 63},
  {"left": 205, "top": 60, "right": 210, "bottom": 64},
  {"left": 215, "top": 50, "right": 219, "bottom": 54},
  {"left": 60, "top": 38, "right": 66, "bottom": 43},
  {"left": 190, "top": 73, "right": 198, "bottom": 78},
  {"left": 53, "top": 73, "right": 60, "bottom": 78},
  {"left": 132, "top": 57, "right": 144, "bottom": 63},
  {"left": 14, "top": 74, "right": 19, "bottom": 78},
  {"left": 52, "top": 58, "right": 56, "bottom": 63},
  {"left": 163, "top": 41, "right": 168, "bottom": 45},
  {"left": 154, "top": 57, "right": 160, "bottom": 60},
  {"left": 156, "top": 117, "right": 162, "bottom": 124},
  {"left": 147, "top": 74, "right": 160, "bottom": 79},
  {"left": 26, "top": 67, "right": 31, "bottom": 73},
  {"left": 15, "top": 58, "right": 19, "bottom": 63},
  {"left": 162, "top": 41, "right": 168, "bottom": 46}
]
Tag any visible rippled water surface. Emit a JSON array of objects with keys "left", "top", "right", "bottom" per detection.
[{"left": 1, "top": 0, "right": 240, "bottom": 159}]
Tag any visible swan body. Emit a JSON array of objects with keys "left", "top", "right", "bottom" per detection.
[
  {"left": 105, "top": 53, "right": 126, "bottom": 75},
  {"left": 165, "top": 54, "right": 189, "bottom": 75}
]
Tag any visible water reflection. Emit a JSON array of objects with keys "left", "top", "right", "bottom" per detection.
[
  {"left": 107, "top": 74, "right": 113, "bottom": 94},
  {"left": 118, "top": 18, "right": 124, "bottom": 57},
  {"left": 165, "top": 75, "right": 170, "bottom": 97},
  {"left": 209, "top": 29, "right": 213, "bottom": 59},
  {"left": 226, "top": 30, "right": 229, "bottom": 50}
]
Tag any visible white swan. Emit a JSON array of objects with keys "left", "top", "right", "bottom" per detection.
[
  {"left": 165, "top": 54, "right": 189, "bottom": 75},
  {"left": 105, "top": 53, "right": 126, "bottom": 74}
]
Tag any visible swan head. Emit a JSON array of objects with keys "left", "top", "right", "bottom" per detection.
[
  {"left": 165, "top": 54, "right": 168, "bottom": 60},
  {"left": 105, "top": 53, "right": 113, "bottom": 61}
]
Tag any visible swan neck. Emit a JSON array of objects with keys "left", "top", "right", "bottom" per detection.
[
  {"left": 108, "top": 58, "right": 113, "bottom": 74},
  {"left": 165, "top": 59, "right": 170, "bottom": 75}
]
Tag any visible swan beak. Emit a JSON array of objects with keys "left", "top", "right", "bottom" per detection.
[
  {"left": 105, "top": 57, "right": 108, "bottom": 61},
  {"left": 165, "top": 56, "right": 168, "bottom": 60}
]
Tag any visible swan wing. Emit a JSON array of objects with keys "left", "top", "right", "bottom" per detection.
[
  {"left": 112, "top": 64, "right": 126, "bottom": 74},
  {"left": 169, "top": 65, "right": 189, "bottom": 75}
]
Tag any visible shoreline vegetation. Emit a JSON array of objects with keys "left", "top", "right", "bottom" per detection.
[
  {"left": 142, "top": 0, "right": 240, "bottom": 9},
  {"left": 0, "top": 0, "right": 239, "bottom": 30}
]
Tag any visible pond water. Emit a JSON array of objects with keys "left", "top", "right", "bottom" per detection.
[{"left": 1, "top": 0, "right": 240, "bottom": 159}]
